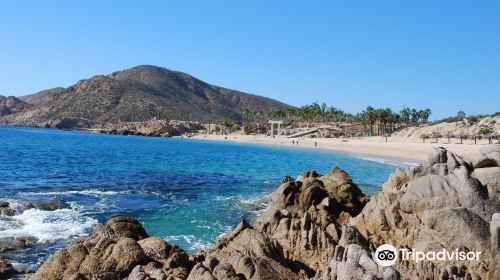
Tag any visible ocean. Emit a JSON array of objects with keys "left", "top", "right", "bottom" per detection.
[{"left": 0, "top": 126, "right": 398, "bottom": 273}]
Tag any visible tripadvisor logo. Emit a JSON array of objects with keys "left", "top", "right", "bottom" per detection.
[
  {"left": 374, "top": 244, "right": 482, "bottom": 267},
  {"left": 375, "top": 244, "right": 397, "bottom": 266}
]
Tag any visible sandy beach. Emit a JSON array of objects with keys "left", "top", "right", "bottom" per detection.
[{"left": 192, "top": 133, "right": 492, "bottom": 165}]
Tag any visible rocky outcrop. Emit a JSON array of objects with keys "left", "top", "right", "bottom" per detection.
[
  {"left": 0, "top": 259, "right": 15, "bottom": 279},
  {"left": 94, "top": 119, "right": 205, "bottom": 137},
  {"left": 0, "top": 95, "right": 30, "bottom": 117},
  {"left": 0, "top": 196, "right": 70, "bottom": 217},
  {"left": 351, "top": 145, "right": 500, "bottom": 280},
  {"left": 27, "top": 146, "right": 500, "bottom": 279},
  {"left": 25, "top": 196, "right": 71, "bottom": 211},
  {"left": 27, "top": 216, "right": 193, "bottom": 280}
]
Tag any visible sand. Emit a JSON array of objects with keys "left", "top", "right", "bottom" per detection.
[{"left": 191, "top": 133, "right": 493, "bottom": 165}]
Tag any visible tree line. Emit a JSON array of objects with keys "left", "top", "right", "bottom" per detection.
[
  {"left": 242, "top": 103, "right": 431, "bottom": 136},
  {"left": 355, "top": 106, "right": 431, "bottom": 136}
]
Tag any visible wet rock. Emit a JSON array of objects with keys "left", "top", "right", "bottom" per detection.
[
  {"left": 26, "top": 196, "right": 70, "bottom": 211},
  {"left": 0, "top": 207, "right": 15, "bottom": 216},
  {"left": 0, "top": 201, "right": 15, "bottom": 216},
  {"left": 0, "top": 237, "right": 28, "bottom": 252},
  {"left": 0, "top": 259, "right": 15, "bottom": 280}
]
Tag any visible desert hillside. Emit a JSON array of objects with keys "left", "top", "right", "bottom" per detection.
[
  {"left": 393, "top": 114, "right": 500, "bottom": 139},
  {"left": 0, "top": 65, "right": 288, "bottom": 127}
]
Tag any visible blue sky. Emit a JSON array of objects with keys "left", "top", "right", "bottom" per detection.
[{"left": 1, "top": 1, "right": 499, "bottom": 119}]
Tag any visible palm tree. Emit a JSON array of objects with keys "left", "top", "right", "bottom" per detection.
[
  {"left": 456, "top": 111, "right": 466, "bottom": 121},
  {"left": 418, "top": 109, "right": 432, "bottom": 123},
  {"left": 242, "top": 108, "right": 252, "bottom": 134},
  {"left": 410, "top": 109, "right": 419, "bottom": 124},
  {"left": 399, "top": 107, "right": 411, "bottom": 124}
]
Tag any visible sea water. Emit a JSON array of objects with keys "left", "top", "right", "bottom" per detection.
[{"left": 0, "top": 126, "right": 398, "bottom": 271}]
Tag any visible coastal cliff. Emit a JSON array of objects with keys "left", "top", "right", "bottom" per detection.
[{"left": 22, "top": 146, "right": 500, "bottom": 280}]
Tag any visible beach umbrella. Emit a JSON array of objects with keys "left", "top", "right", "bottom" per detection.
[
  {"left": 471, "top": 132, "right": 479, "bottom": 144},
  {"left": 432, "top": 132, "right": 442, "bottom": 143},
  {"left": 486, "top": 132, "right": 497, "bottom": 144},
  {"left": 456, "top": 131, "right": 467, "bottom": 144},
  {"left": 420, "top": 133, "right": 429, "bottom": 143}
]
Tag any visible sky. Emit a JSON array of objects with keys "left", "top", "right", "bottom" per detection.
[{"left": 0, "top": 1, "right": 499, "bottom": 120}]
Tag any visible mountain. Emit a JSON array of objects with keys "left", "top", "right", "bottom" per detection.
[
  {"left": 0, "top": 96, "right": 30, "bottom": 116},
  {"left": 0, "top": 65, "right": 289, "bottom": 127}
]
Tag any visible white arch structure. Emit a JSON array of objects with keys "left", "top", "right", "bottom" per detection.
[{"left": 269, "top": 120, "right": 283, "bottom": 136}]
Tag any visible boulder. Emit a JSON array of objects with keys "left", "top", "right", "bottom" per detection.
[
  {"left": 92, "top": 216, "right": 149, "bottom": 240},
  {"left": 27, "top": 217, "right": 188, "bottom": 280},
  {"left": 473, "top": 167, "right": 500, "bottom": 201},
  {"left": 0, "top": 237, "right": 28, "bottom": 252},
  {"left": 0, "top": 259, "right": 14, "bottom": 280},
  {"left": 26, "top": 196, "right": 70, "bottom": 211},
  {"left": 0, "top": 201, "right": 15, "bottom": 216}
]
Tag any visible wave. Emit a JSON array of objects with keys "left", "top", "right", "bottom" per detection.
[
  {"left": 163, "top": 235, "right": 212, "bottom": 251},
  {"left": 0, "top": 202, "right": 97, "bottom": 243},
  {"left": 19, "top": 189, "right": 130, "bottom": 197},
  {"left": 238, "top": 193, "right": 272, "bottom": 216},
  {"left": 352, "top": 155, "right": 421, "bottom": 167}
]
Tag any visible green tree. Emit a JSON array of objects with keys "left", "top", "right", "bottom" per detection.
[
  {"left": 399, "top": 107, "right": 411, "bottom": 124},
  {"left": 418, "top": 109, "right": 432, "bottom": 123},
  {"left": 479, "top": 124, "right": 495, "bottom": 144}
]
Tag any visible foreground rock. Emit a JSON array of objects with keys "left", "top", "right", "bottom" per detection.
[
  {"left": 28, "top": 146, "right": 500, "bottom": 279},
  {"left": 347, "top": 146, "right": 500, "bottom": 280},
  {"left": 0, "top": 259, "right": 15, "bottom": 280},
  {"left": 27, "top": 216, "right": 192, "bottom": 280}
]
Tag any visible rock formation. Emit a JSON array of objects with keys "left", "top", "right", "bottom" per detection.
[{"left": 26, "top": 146, "right": 500, "bottom": 279}]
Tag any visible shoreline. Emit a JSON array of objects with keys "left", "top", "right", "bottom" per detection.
[{"left": 191, "top": 133, "right": 490, "bottom": 166}]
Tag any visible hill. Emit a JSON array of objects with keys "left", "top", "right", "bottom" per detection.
[
  {"left": 0, "top": 65, "right": 288, "bottom": 127},
  {"left": 0, "top": 96, "right": 30, "bottom": 116},
  {"left": 392, "top": 113, "right": 499, "bottom": 139}
]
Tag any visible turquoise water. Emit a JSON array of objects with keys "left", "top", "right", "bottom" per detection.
[{"left": 0, "top": 126, "right": 397, "bottom": 271}]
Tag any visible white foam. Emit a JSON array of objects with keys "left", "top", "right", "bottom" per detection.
[
  {"left": 239, "top": 193, "right": 272, "bottom": 216},
  {"left": 0, "top": 202, "right": 97, "bottom": 243},
  {"left": 20, "top": 189, "right": 128, "bottom": 197},
  {"left": 353, "top": 155, "right": 421, "bottom": 167},
  {"left": 164, "top": 235, "right": 211, "bottom": 251}
]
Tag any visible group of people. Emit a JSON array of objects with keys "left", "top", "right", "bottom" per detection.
[{"left": 291, "top": 140, "right": 318, "bottom": 148}]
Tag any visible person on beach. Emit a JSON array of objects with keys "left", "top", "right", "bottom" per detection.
[
  {"left": 315, "top": 142, "right": 317, "bottom": 148},
  {"left": 292, "top": 140, "right": 295, "bottom": 145}
]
